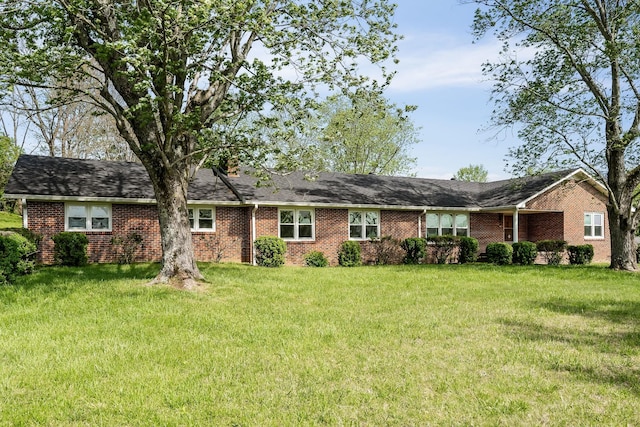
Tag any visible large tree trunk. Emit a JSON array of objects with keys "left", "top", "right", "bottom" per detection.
[{"left": 145, "top": 164, "right": 204, "bottom": 289}]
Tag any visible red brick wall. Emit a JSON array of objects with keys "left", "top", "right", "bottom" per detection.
[{"left": 470, "top": 212, "right": 503, "bottom": 253}]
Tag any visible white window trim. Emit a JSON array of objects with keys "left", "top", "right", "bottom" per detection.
[
  {"left": 425, "top": 213, "right": 469, "bottom": 237},
  {"left": 349, "top": 210, "right": 380, "bottom": 240},
  {"left": 189, "top": 206, "right": 216, "bottom": 232},
  {"left": 584, "top": 212, "right": 604, "bottom": 240},
  {"left": 65, "top": 203, "right": 112, "bottom": 232},
  {"left": 278, "top": 208, "right": 315, "bottom": 241}
]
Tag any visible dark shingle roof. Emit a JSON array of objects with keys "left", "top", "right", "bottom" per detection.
[
  {"left": 5, "top": 155, "right": 239, "bottom": 202},
  {"left": 5, "top": 154, "right": 585, "bottom": 209}
]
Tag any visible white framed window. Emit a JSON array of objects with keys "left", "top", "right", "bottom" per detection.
[
  {"left": 279, "top": 208, "right": 314, "bottom": 240},
  {"left": 584, "top": 212, "right": 604, "bottom": 239},
  {"left": 426, "top": 213, "right": 468, "bottom": 237},
  {"left": 188, "top": 207, "right": 215, "bottom": 232},
  {"left": 349, "top": 210, "right": 380, "bottom": 240},
  {"left": 65, "top": 203, "right": 112, "bottom": 231}
]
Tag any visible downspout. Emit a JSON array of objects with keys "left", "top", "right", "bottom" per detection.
[
  {"left": 418, "top": 209, "right": 427, "bottom": 238},
  {"left": 22, "top": 198, "right": 27, "bottom": 228},
  {"left": 251, "top": 204, "right": 258, "bottom": 266}
]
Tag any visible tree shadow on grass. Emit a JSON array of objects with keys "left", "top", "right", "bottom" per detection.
[{"left": 500, "top": 297, "right": 640, "bottom": 395}]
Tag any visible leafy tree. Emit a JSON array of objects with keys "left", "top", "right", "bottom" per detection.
[
  {"left": 0, "top": 0, "right": 400, "bottom": 287},
  {"left": 469, "top": 0, "right": 640, "bottom": 271},
  {"left": 452, "top": 164, "right": 488, "bottom": 182},
  {"left": 0, "top": 135, "right": 20, "bottom": 199}
]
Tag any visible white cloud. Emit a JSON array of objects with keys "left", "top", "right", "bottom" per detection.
[{"left": 388, "top": 33, "right": 503, "bottom": 92}]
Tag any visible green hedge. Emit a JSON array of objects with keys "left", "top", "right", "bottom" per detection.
[
  {"left": 426, "top": 235, "right": 458, "bottom": 264},
  {"left": 0, "top": 232, "right": 36, "bottom": 284},
  {"left": 567, "top": 244, "right": 594, "bottom": 265},
  {"left": 338, "top": 241, "right": 361, "bottom": 267},
  {"left": 401, "top": 237, "right": 426, "bottom": 264},
  {"left": 536, "top": 240, "right": 567, "bottom": 265},
  {"left": 52, "top": 232, "right": 89, "bottom": 266},
  {"left": 512, "top": 241, "right": 537, "bottom": 265},
  {"left": 254, "top": 236, "right": 286, "bottom": 267},
  {"left": 303, "top": 250, "right": 329, "bottom": 267},
  {"left": 486, "top": 242, "right": 513, "bottom": 265},
  {"left": 458, "top": 236, "right": 478, "bottom": 264}
]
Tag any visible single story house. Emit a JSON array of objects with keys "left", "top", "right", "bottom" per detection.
[{"left": 5, "top": 154, "right": 611, "bottom": 265}]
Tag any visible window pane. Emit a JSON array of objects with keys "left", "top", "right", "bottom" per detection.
[
  {"left": 298, "top": 211, "right": 312, "bottom": 224},
  {"left": 68, "top": 205, "right": 85, "bottom": 217},
  {"left": 199, "top": 209, "right": 212, "bottom": 219},
  {"left": 441, "top": 214, "right": 453, "bottom": 228},
  {"left": 199, "top": 219, "right": 213, "bottom": 229},
  {"left": 299, "top": 224, "right": 313, "bottom": 238},
  {"left": 426, "top": 214, "right": 439, "bottom": 228},
  {"left": 92, "top": 217, "right": 110, "bottom": 229},
  {"left": 68, "top": 217, "right": 86, "bottom": 229},
  {"left": 365, "top": 212, "right": 379, "bottom": 225},
  {"left": 188, "top": 209, "right": 194, "bottom": 228},
  {"left": 442, "top": 228, "right": 454, "bottom": 236},
  {"left": 427, "top": 228, "right": 439, "bottom": 237},
  {"left": 584, "top": 213, "right": 592, "bottom": 226},
  {"left": 594, "top": 214, "right": 602, "bottom": 226},
  {"left": 280, "top": 224, "right": 295, "bottom": 238},
  {"left": 455, "top": 228, "right": 467, "bottom": 237},
  {"left": 455, "top": 214, "right": 468, "bottom": 228},
  {"left": 280, "top": 210, "right": 294, "bottom": 224},
  {"left": 92, "top": 205, "right": 109, "bottom": 218},
  {"left": 584, "top": 226, "right": 592, "bottom": 237},
  {"left": 366, "top": 225, "right": 379, "bottom": 239},
  {"left": 349, "top": 212, "right": 362, "bottom": 225},
  {"left": 594, "top": 226, "right": 603, "bottom": 237},
  {"left": 350, "top": 225, "right": 363, "bottom": 239}
]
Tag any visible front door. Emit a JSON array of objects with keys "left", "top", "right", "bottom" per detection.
[{"left": 504, "top": 215, "right": 513, "bottom": 241}]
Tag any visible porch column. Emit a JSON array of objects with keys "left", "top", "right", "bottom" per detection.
[{"left": 513, "top": 209, "right": 519, "bottom": 243}]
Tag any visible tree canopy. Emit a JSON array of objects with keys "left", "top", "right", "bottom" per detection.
[
  {"left": 453, "top": 164, "right": 488, "bottom": 182},
  {"left": 0, "top": 0, "right": 401, "bottom": 286},
  {"left": 469, "top": 0, "right": 640, "bottom": 270}
]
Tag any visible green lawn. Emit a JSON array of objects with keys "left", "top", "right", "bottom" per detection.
[
  {"left": 0, "top": 210, "right": 22, "bottom": 228},
  {"left": 1, "top": 263, "right": 640, "bottom": 425}
]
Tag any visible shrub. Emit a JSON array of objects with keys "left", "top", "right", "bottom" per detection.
[
  {"left": 458, "top": 236, "right": 478, "bottom": 264},
  {"left": 371, "top": 236, "right": 403, "bottom": 265},
  {"left": 567, "top": 244, "right": 594, "bottom": 265},
  {"left": 52, "top": 232, "right": 89, "bottom": 266},
  {"left": 0, "top": 232, "right": 36, "bottom": 284},
  {"left": 303, "top": 250, "right": 329, "bottom": 267},
  {"left": 426, "top": 235, "right": 458, "bottom": 264},
  {"left": 110, "top": 232, "right": 144, "bottom": 264},
  {"left": 486, "top": 242, "right": 513, "bottom": 265},
  {"left": 536, "top": 240, "right": 567, "bottom": 265},
  {"left": 254, "top": 236, "right": 286, "bottom": 267},
  {"left": 1, "top": 227, "right": 43, "bottom": 247},
  {"left": 401, "top": 237, "right": 426, "bottom": 264},
  {"left": 512, "top": 241, "right": 538, "bottom": 265},
  {"left": 338, "top": 241, "right": 361, "bottom": 267}
]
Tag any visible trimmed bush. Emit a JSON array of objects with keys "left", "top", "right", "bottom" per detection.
[
  {"left": 401, "top": 237, "right": 426, "bottom": 264},
  {"left": 371, "top": 236, "right": 403, "bottom": 265},
  {"left": 458, "top": 236, "right": 478, "bottom": 264},
  {"left": 303, "top": 250, "right": 329, "bottom": 267},
  {"left": 0, "top": 232, "right": 36, "bottom": 284},
  {"left": 338, "top": 241, "right": 361, "bottom": 267},
  {"left": 1, "top": 227, "right": 43, "bottom": 247},
  {"left": 536, "top": 240, "right": 567, "bottom": 265},
  {"left": 254, "top": 236, "right": 286, "bottom": 267},
  {"left": 52, "top": 232, "right": 89, "bottom": 266},
  {"left": 567, "top": 244, "right": 594, "bottom": 265},
  {"left": 512, "top": 241, "right": 538, "bottom": 265},
  {"left": 486, "top": 242, "right": 513, "bottom": 265},
  {"left": 426, "top": 235, "right": 458, "bottom": 264}
]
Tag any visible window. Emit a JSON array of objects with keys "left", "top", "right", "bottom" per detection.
[
  {"left": 279, "top": 209, "right": 314, "bottom": 240},
  {"left": 584, "top": 212, "right": 604, "bottom": 238},
  {"left": 188, "top": 207, "right": 215, "bottom": 231},
  {"left": 349, "top": 210, "right": 379, "bottom": 240},
  {"left": 426, "top": 213, "right": 469, "bottom": 237},
  {"left": 66, "top": 204, "right": 111, "bottom": 231}
]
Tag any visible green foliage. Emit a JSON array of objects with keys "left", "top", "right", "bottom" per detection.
[
  {"left": 1, "top": 227, "right": 42, "bottom": 247},
  {"left": 254, "top": 236, "right": 286, "bottom": 268},
  {"left": 0, "top": 211, "right": 22, "bottom": 228},
  {"left": 536, "top": 240, "right": 568, "bottom": 266},
  {"left": 0, "top": 232, "right": 36, "bottom": 284},
  {"left": 457, "top": 236, "right": 479, "bottom": 264},
  {"left": 426, "top": 235, "right": 458, "bottom": 264},
  {"left": 111, "top": 232, "right": 144, "bottom": 265},
  {"left": 338, "top": 241, "right": 362, "bottom": 267},
  {"left": 401, "top": 237, "right": 426, "bottom": 264},
  {"left": 512, "top": 241, "right": 538, "bottom": 265},
  {"left": 452, "top": 164, "right": 488, "bottom": 182},
  {"left": 303, "top": 250, "right": 329, "bottom": 268},
  {"left": 486, "top": 242, "right": 513, "bottom": 265},
  {"left": 52, "top": 232, "right": 89, "bottom": 266},
  {"left": 567, "top": 244, "right": 594, "bottom": 265},
  {"left": 0, "top": 136, "right": 20, "bottom": 197}
]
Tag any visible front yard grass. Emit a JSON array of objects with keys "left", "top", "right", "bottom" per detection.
[
  {"left": 1, "top": 263, "right": 639, "bottom": 425},
  {"left": 0, "top": 210, "right": 22, "bottom": 228}
]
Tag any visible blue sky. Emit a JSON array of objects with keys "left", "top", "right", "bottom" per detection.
[{"left": 387, "top": 1, "right": 514, "bottom": 180}]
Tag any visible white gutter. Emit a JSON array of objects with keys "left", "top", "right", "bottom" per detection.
[{"left": 251, "top": 204, "right": 258, "bottom": 266}]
